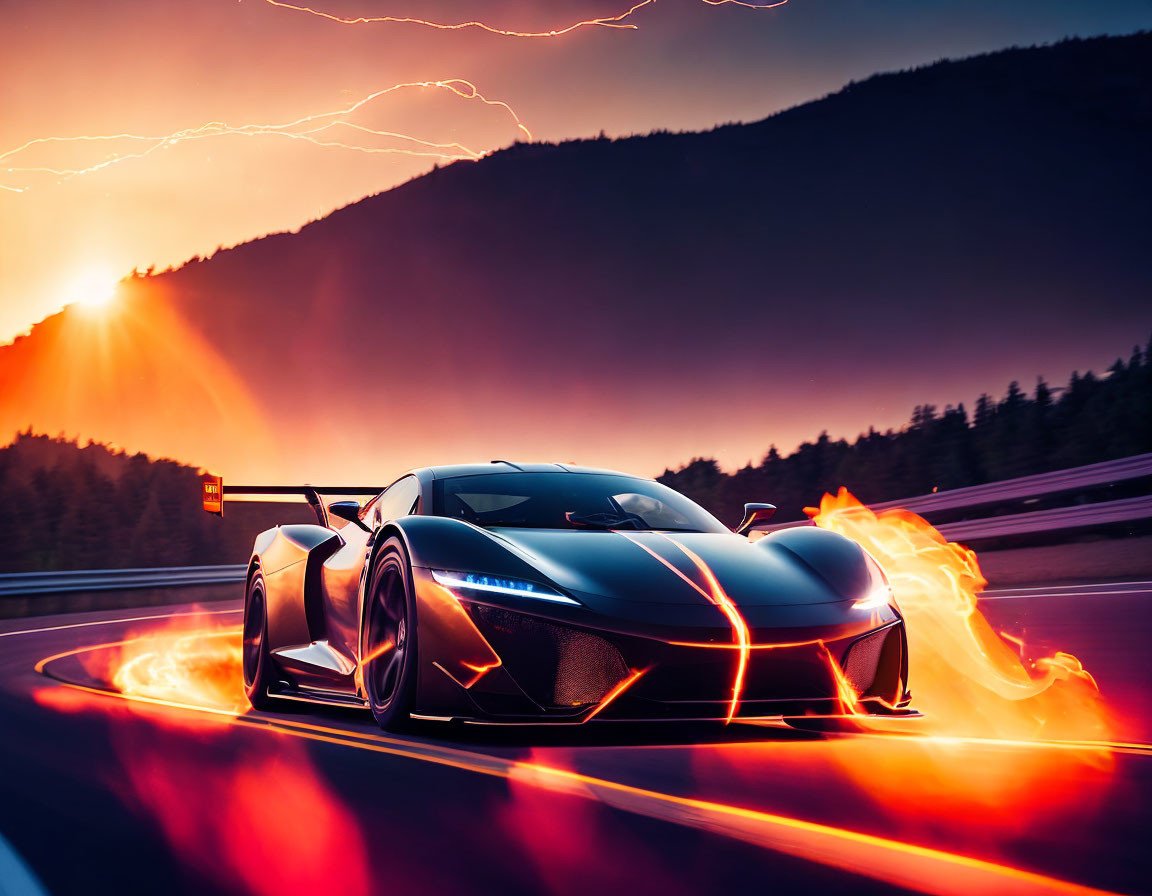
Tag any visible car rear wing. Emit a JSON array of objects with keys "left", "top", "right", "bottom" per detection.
[{"left": 201, "top": 476, "right": 381, "bottom": 526}]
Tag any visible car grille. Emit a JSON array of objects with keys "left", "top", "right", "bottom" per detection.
[
  {"left": 843, "top": 628, "right": 886, "bottom": 693},
  {"left": 469, "top": 606, "right": 630, "bottom": 708},
  {"left": 841, "top": 624, "right": 904, "bottom": 705}
]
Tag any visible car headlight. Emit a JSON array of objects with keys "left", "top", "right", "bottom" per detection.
[
  {"left": 851, "top": 551, "right": 896, "bottom": 611},
  {"left": 430, "top": 569, "right": 579, "bottom": 605},
  {"left": 851, "top": 582, "right": 895, "bottom": 611}
]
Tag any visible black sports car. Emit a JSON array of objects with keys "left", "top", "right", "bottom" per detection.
[{"left": 203, "top": 462, "right": 913, "bottom": 729}]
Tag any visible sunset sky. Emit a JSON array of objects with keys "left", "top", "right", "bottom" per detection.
[{"left": 3, "top": 0, "right": 1150, "bottom": 344}]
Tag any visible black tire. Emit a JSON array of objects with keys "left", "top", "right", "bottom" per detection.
[
  {"left": 243, "top": 570, "right": 277, "bottom": 711},
  {"left": 362, "top": 538, "right": 418, "bottom": 730}
]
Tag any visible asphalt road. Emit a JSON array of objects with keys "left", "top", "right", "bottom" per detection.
[{"left": 1, "top": 583, "right": 1150, "bottom": 896}]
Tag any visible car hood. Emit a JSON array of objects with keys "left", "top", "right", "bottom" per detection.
[{"left": 484, "top": 527, "right": 853, "bottom": 607}]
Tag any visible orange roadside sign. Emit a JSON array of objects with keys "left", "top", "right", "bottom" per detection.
[{"left": 202, "top": 475, "right": 223, "bottom": 516}]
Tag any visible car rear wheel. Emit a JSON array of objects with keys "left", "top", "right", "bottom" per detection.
[
  {"left": 243, "top": 570, "right": 276, "bottom": 711},
  {"left": 363, "top": 538, "right": 418, "bottom": 730}
]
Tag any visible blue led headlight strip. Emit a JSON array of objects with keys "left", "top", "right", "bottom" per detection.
[{"left": 430, "top": 569, "right": 579, "bottom": 605}]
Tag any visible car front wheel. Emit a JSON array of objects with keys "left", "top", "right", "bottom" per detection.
[{"left": 363, "top": 538, "right": 418, "bottom": 730}]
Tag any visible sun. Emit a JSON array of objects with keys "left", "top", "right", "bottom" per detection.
[{"left": 63, "top": 267, "right": 120, "bottom": 308}]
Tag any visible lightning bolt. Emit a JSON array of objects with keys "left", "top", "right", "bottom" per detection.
[
  {"left": 1, "top": 1, "right": 794, "bottom": 193},
  {"left": 250, "top": 0, "right": 788, "bottom": 37},
  {"left": 0, "top": 79, "right": 531, "bottom": 192}
]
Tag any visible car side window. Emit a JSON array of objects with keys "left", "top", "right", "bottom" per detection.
[{"left": 370, "top": 476, "right": 420, "bottom": 527}]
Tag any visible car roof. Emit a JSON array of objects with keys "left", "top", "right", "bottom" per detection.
[{"left": 415, "top": 461, "right": 648, "bottom": 481}]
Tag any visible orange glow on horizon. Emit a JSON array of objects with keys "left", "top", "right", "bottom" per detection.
[
  {"left": 0, "top": 279, "right": 282, "bottom": 480},
  {"left": 62, "top": 267, "right": 119, "bottom": 308},
  {"left": 0, "top": 0, "right": 809, "bottom": 352}
]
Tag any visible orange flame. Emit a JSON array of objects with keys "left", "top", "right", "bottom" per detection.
[
  {"left": 808, "top": 488, "right": 1111, "bottom": 740},
  {"left": 109, "top": 616, "right": 248, "bottom": 715}
]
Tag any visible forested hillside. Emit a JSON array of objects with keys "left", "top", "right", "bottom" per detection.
[
  {"left": 0, "top": 435, "right": 310, "bottom": 572},
  {"left": 3, "top": 34, "right": 1149, "bottom": 483},
  {"left": 659, "top": 342, "right": 1152, "bottom": 525},
  {"left": 2, "top": 342, "right": 1148, "bottom": 572}
]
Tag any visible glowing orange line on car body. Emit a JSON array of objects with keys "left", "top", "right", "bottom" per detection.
[
  {"left": 817, "top": 641, "right": 907, "bottom": 715},
  {"left": 460, "top": 660, "right": 499, "bottom": 674},
  {"left": 361, "top": 639, "right": 394, "bottom": 665},
  {"left": 433, "top": 661, "right": 500, "bottom": 690},
  {"left": 618, "top": 534, "right": 751, "bottom": 724},
  {"left": 458, "top": 660, "right": 502, "bottom": 687},
  {"left": 674, "top": 542, "right": 751, "bottom": 723},
  {"left": 424, "top": 583, "right": 504, "bottom": 688},
  {"left": 38, "top": 633, "right": 1150, "bottom": 760},
  {"left": 667, "top": 636, "right": 826, "bottom": 649},
  {"left": 819, "top": 641, "right": 863, "bottom": 716},
  {"left": 583, "top": 668, "right": 646, "bottom": 722},
  {"left": 615, "top": 533, "right": 710, "bottom": 600}
]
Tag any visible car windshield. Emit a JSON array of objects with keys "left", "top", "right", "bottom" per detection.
[{"left": 432, "top": 472, "right": 729, "bottom": 533}]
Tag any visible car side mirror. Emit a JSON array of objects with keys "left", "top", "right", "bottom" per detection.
[
  {"left": 735, "top": 503, "right": 776, "bottom": 536},
  {"left": 329, "top": 500, "right": 370, "bottom": 531}
]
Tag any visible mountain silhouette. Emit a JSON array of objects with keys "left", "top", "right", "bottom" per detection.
[{"left": 3, "top": 33, "right": 1150, "bottom": 482}]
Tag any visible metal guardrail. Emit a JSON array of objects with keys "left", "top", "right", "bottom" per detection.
[
  {"left": 758, "top": 452, "right": 1152, "bottom": 537},
  {"left": 761, "top": 493, "right": 1152, "bottom": 541},
  {"left": 936, "top": 494, "right": 1152, "bottom": 541},
  {"left": 2, "top": 454, "right": 1150, "bottom": 597},
  {"left": 0, "top": 565, "right": 247, "bottom": 597},
  {"left": 870, "top": 452, "right": 1152, "bottom": 516}
]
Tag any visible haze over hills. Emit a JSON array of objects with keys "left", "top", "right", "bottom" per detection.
[
  {"left": 3, "top": 33, "right": 1150, "bottom": 483},
  {"left": 4, "top": 345, "right": 1146, "bottom": 572}
]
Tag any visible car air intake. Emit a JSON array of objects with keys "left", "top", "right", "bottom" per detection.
[
  {"left": 470, "top": 606, "right": 630, "bottom": 708},
  {"left": 841, "top": 624, "right": 904, "bottom": 705}
]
